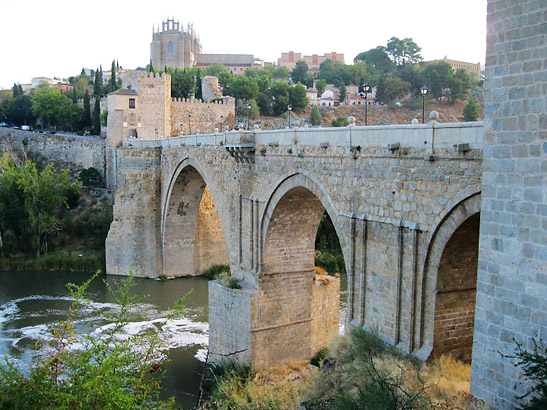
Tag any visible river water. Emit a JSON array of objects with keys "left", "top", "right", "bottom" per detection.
[{"left": 0, "top": 271, "right": 346, "bottom": 409}]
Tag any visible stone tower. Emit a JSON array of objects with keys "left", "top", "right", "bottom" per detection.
[{"left": 150, "top": 18, "right": 202, "bottom": 70}]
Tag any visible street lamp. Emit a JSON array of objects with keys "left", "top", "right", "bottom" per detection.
[
  {"left": 187, "top": 113, "right": 192, "bottom": 135},
  {"left": 361, "top": 82, "right": 371, "bottom": 125},
  {"left": 420, "top": 85, "right": 428, "bottom": 124},
  {"left": 287, "top": 104, "right": 292, "bottom": 128},
  {"left": 246, "top": 102, "right": 252, "bottom": 130},
  {"left": 220, "top": 115, "right": 224, "bottom": 131}
]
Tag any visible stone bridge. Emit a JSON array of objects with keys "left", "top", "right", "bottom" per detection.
[{"left": 106, "top": 121, "right": 484, "bottom": 367}]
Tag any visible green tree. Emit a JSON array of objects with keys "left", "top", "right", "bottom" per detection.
[
  {"left": 288, "top": 84, "right": 309, "bottom": 113},
  {"left": 6, "top": 95, "right": 35, "bottom": 126},
  {"left": 108, "top": 59, "right": 119, "bottom": 93},
  {"left": 12, "top": 83, "right": 24, "bottom": 99},
  {"left": 450, "top": 68, "right": 474, "bottom": 101},
  {"left": 93, "top": 68, "right": 103, "bottom": 97},
  {"left": 310, "top": 105, "right": 322, "bottom": 126},
  {"left": 0, "top": 155, "right": 81, "bottom": 256},
  {"left": 420, "top": 61, "right": 454, "bottom": 100},
  {"left": 31, "top": 85, "right": 69, "bottom": 128},
  {"left": 269, "top": 80, "right": 290, "bottom": 116},
  {"left": 204, "top": 64, "right": 232, "bottom": 87},
  {"left": 271, "top": 66, "right": 289, "bottom": 80},
  {"left": 92, "top": 98, "right": 101, "bottom": 135},
  {"left": 170, "top": 68, "right": 196, "bottom": 99},
  {"left": 354, "top": 46, "right": 394, "bottom": 74},
  {"left": 339, "top": 84, "right": 347, "bottom": 103},
  {"left": 375, "top": 76, "right": 410, "bottom": 104},
  {"left": 291, "top": 61, "right": 313, "bottom": 87},
  {"left": 195, "top": 69, "right": 203, "bottom": 100},
  {"left": 315, "top": 79, "right": 327, "bottom": 96},
  {"left": 463, "top": 98, "right": 479, "bottom": 121},
  {"left": 83, "top": 90, "right": 92, "bottom": 127},
  {"left": 318, "top": 60, "right": 346, "bottom": 86},
  {"left": 224, "top": 75, "right": 260, "bottom": 101},
  {"left": 386, "top": 37, "right": 422, "bottom": 66},
  {"left": 59, "top": 104, "right": 84, "bottom": 132}
]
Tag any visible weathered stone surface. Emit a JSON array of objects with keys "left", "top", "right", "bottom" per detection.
[
  {"left": 471, "top": 2, "right": 547, "bottom": 408},
  {"left": 106, "top": 123, "right": 484, "bottom": 367}
]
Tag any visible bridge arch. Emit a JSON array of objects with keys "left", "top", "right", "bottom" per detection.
[
  {"left": 260, "top": 172, "right": 349, "bottom": 273},
  {"left": 254, "top": 173, "right": 347, "bottom": 365},
  {"left": 419, "top": 192, "right": 481, "bottom": 362},
  {"left": 161, "top": 157, "right": 229, "bottom": 276}
]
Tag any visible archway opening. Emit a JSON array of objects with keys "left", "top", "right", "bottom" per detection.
[
  {"left": 432, "top": 213, "right": 480, "bottom": 363},
  {"left": 163, "top": 166, "right": 228, "bottom": 277},
  {"left": 315, "top": 211, "right": 347, "bottom": 331},
  {"left": 258, "top": 186, "right": 345, "bottom": 365}
]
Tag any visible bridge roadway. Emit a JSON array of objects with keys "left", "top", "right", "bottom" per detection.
[{"left": 105, "top": 121, "right": 483, "bottom": 367}]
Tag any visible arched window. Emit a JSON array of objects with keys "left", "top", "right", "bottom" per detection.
[{"left": 167, "top": 42, "right": 174, "bottom": 54}]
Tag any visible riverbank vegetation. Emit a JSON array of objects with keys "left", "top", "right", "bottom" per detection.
[
  {"left": 0, "top": 154, "right": 112, "bottom": 272},
  {"left": 199, "top": 328, "right": 487, "bottom": 409}
]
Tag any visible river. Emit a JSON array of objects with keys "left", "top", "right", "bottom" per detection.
[{"left": 0, "top": 270, "right": 346, "bottom": 409}]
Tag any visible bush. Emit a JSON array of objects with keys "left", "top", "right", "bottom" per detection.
[
  {"left": 315, "top": 250, "right": 345, "bottom": 274},
  {"left": 0, "top": 272, "right": 186, "bottom": 409},
  {"left": 202, "top": 264, "right": 230, "bottom": 279},
  {"left": 311, "top": 347, "right": 329, "bottom": 367},
  {"left": 512, "top": 339, "right": 547, "bottom": 409},
  {"left": 79, "top": 167, "right": 103, "bottom": 188},
  {"left": 331, "top": 117, "right": 349, "bottom": 127}
]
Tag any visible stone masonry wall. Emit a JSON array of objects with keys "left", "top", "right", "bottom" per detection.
[
  {"left": 171, "top": 99, "right": 235, "bottom": 136},
  {"left": 311, "top": 273, "right": 340, "bottom": 355},
  {"left": 0, "top": 128, "right": 106, "bottom": 174},
  {"left": 433, "top": 214, "right": 479, "bottom": 363},
  {"left": 193, "top": 186, "right": 229, "bottom": 273},
  {"left": 471, "top": 1, "right": 547, "bottom": 408},
  {"left": 108, "top": 123, "right": 484, "bottom": 367}
]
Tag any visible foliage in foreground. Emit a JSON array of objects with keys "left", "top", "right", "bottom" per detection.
[
  {"left": 201, "top": 361, "right": 313, "bottom": 410},
  {"left": 0, "top": 272, "right": 183, "bottom": 409},
  {"left": 512, "top": 339, "right": 547, "bottom": 409},
  {"left": 304, "top": 328, "right": 483, "bottom": 410}
]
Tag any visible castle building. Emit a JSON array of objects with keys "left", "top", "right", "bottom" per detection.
[
  {"left": 106, "top": 71, "right": 235, "bottom": 146},
  {"left": 278, "top": 51, "right": 345, "bottom": 72},
  {"left": 150, "top": 18, "right": 259, "bottom": 73}
]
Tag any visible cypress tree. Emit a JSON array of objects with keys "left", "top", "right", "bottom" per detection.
[
  {"left": 463, "top": 98, "right": 479, "bottom": 121},
  {"left": 195, "top": 70, "right": 202, "bottom": 100},
  {"left": 93, "top": 68, "right": 102, "bottom": 97},
  {"left": 92, "top": 98, "right": 101, "bottom": 135},
  {"left": 83, "top": 90, "right": 91, "bottom": 127},
  {"left": 109, "top": 60, "right": 118, "bottom": 92},
  {"left": 149, "top": 60, "right": 154, "bottom": 73},
  {"left": 72, "top": 87, "right": 77, "bottom": 103}
]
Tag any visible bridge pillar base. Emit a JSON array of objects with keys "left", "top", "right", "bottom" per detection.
[{"left": 209, "top": 272, "right": 340, "bottom": 368}]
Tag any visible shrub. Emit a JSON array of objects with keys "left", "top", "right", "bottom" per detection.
[
  {"left": 0, "top": 272, "right": 187, "bottom": 409},
  {"left": 202, "top": 264, "right": 230, "bottom": 279},
  {"left": 512, "top": 339, "right": 547, "bottom": 409},
  {"left": 311, "top": 347, "right": 329, "bottom": 367},
  {"left": 79, "top": 167, "right": 103, "bottom": 188},
  {"left": 331, "top": 117, "right": 349, "bottom": 127}
]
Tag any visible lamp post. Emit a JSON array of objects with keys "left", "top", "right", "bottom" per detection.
[
  {"left": 287, "top": 104, "right": 292, "bottom": 128},
  {"left": 246, "top": 102, "right": 252, "bottom": 130},
  {"left": 361, "top": 82, "right": 371, "bottom": 125},
  {"left": 187, "top": 113, "right": 192, "bottom": 135},
  {"left": 180, "top": 123, "right": 183, "bottom": 136},
  {"left": 420, "top": 85, "right": 428, "bottom": 124},
  {"left": 220, "top": 115, "right": 224, "bottom": 131}
]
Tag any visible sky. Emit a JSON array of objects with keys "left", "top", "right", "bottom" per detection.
[{"left": 0, "top": 0, "right": 487, "bottom": 90}]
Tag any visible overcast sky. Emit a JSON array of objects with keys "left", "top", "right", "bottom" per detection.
[{"left": 0, "top": 0, "right": 487, "bottom": 90}]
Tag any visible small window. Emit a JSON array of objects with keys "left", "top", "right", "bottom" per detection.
[
  {"left": 129, "top": 98, "right": 136, "bottom": 109},
  {"left": 167, "top": 42, "right": 174, "bottom": 54}
]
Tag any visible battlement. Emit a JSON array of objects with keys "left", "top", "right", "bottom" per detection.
[{"left": 171, "top": 97, "right": 235, "bottom": 107}]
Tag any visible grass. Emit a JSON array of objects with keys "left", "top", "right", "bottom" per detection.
[
  {"left": 201, "top": 361, "right": 314, "bottom": 410},
  {"left": 0, "top": 250, "right": 105, "bottom": 273},
  {"left": 200, "top": 329, "right": 483, "bottom": 409}
]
